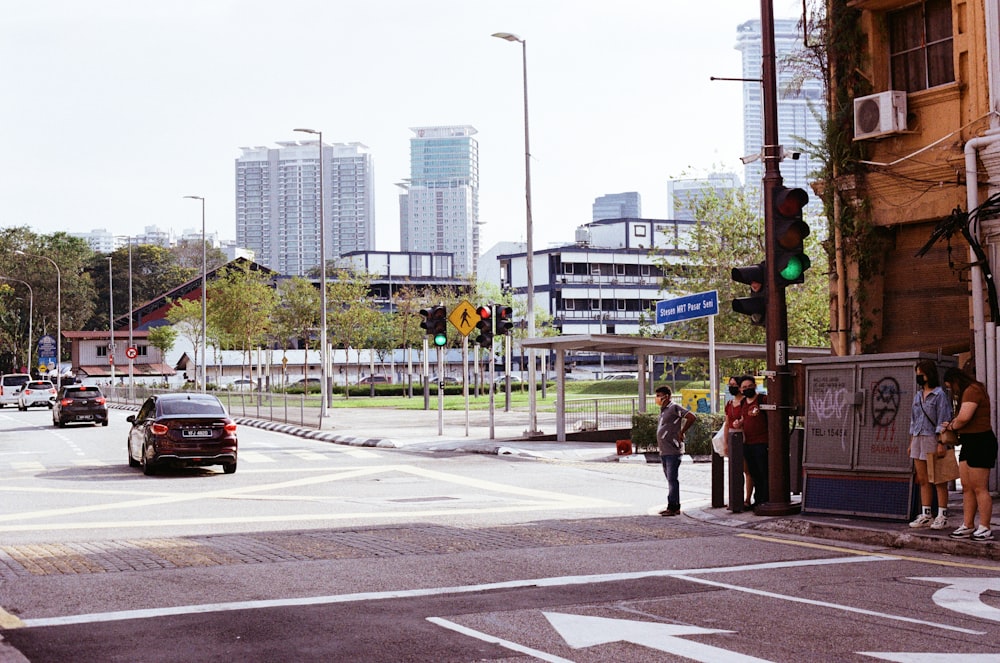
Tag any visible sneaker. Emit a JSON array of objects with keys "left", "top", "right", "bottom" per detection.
[
  {"left": 950, "top": 525, "right": 974, "bottom": 539},
  {"left": 909, "top": 513, "right": 933, "bottom": 528},
  {"left": 972, "top": 527, "right": 995, "bottom": 542},
  {"left": 930, "top": 514, "right": 948, "bottom": 530}
]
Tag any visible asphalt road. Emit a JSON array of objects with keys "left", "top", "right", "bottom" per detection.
[{"left": 3, "top": 407, "right": 1000, "bottom": 661}]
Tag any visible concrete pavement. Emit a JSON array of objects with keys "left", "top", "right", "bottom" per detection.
[{"left": 232, "top": 404, "right": 1000, "bottom": 561}]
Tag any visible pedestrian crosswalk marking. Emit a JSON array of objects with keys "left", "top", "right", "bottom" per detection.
[{"left": 12, "top": 461, "right": 45, "bottom": 472}]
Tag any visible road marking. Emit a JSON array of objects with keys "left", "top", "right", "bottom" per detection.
[
  {"left": 0, "top": 463, "right": 619, "bottom": 532},
  {"left": 0, "top": 608, "right": 25, "bottom": 629},
  {"left": 544, "top": 612, "right": 771, "bottom": 662},
  {"left": 917, "top": 577, "right": 1000, "bottom": 622},
  {"left": 678, "top": 575, "right": 983, "bottom": 635},
  {"left": 237, "top": 450, "right": 276, "bottom": 463},
  {"left": 859, "top": 655, "right": 1000, "bottom": 662},
  {"left": 10, "top": 462, "right": 44, "bottom": 472},
  {"left": 13, "top": 554, "right": 887, "bottom": 628},
  {"left": 288, "top": 450, "right": 327, "bottom": 461},
  {"left": 739, "top": 533, "right": 1000, "bottom": 571},
  {"left": 429, "top": 617, "right": 577, "bottom": 663}
]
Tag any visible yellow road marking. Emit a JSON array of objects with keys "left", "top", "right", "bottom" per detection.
[
  {"left": 0, "top": 607, "right": 25, "bottom": 629},
  {"left": 738, "top": 532, "right": 1000, "bottom": 571}
]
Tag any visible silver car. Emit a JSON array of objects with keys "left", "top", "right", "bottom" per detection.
[{"left": 0, "top": 373, "right": 31, "bottom": 408}]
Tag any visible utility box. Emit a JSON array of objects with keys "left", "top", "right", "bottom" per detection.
[{"left": 801, "top": 352, "right": 955, "bottom": 521}]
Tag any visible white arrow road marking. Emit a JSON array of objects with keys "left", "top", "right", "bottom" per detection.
[
  {"left": 428, "top": 618, "right": 577, "bottom": 663},
  {"left": 859, "top": 654, "right": 1000, "bottom": 662},
  {"left": 543, "top": 612, "right": 772, "bottom": 662},
  {"left": 917, "top": 577, "right": 1000, "bottom": 623}
]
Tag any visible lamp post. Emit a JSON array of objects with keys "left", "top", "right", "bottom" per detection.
[
  {"left": 108, "top": 256, "right": 116, "bottom": 385},
  {"left": 14, "top": 251, "right": 60, "bottom": 389},
  {"left": 293, "top": 127, "right": 329, "bottom": 419},
  {"left": 0, "top": 276, "right": 32, "bottom": 373},
  {"left": 183, "top": 195, "right": 208, "bottom": 394},
  {"left": 492, "top": 31, "right": 538, "bottom": 434}
]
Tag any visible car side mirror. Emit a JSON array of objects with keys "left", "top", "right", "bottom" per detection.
[{"left": 126, "top": 415, "right": 135, "bottom": 423}]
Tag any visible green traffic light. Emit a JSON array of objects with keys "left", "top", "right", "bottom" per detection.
[
  {"left": 779, "top": 254, "right": 811, "bottom": 281},
  {"left": 433, "top": 333, "right": 448, "bottom": 347}
]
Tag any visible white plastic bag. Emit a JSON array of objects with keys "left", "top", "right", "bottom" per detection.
[{"left": 712, "top": 428, "right": 726, "bottom": 457}]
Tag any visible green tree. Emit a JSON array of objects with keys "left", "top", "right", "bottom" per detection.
[
  {"left": 147, "top": 324, "right": 178, "bottom": 361},
  {"left": 656, "top": 186, "right": 829, "bottom": 380},
  {"left": 208, "top": 262, "right": 276, "bottom": 374},
  {"left": 271, "top": 276, "right": 320, "bottom": 387},
  {"left": 327, "top": 270, "right": 378, "bottom": 394},
  {"left": 170, "top": 239, "right": 228, "bottom": 273},
  {"left": 165, "top": 298, "right": 206, "bottom": 384}
]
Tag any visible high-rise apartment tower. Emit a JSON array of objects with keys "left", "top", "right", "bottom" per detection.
[{"left": 235, "top": 140, "right": 374, "bottom": 276}]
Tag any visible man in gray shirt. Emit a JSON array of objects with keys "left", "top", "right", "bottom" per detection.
[{"left": 655, "top": 385, "right": 697, "bottom": 516}]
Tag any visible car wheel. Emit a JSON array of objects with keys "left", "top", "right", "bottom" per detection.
[
  {"left": 101, "top": 419, "right": 109, "bottom": 426},
  {"left": 141, "top": 446, "right": 156, "bottom": 476},
  {"left": 128, "top": 445, "right": 140, "bottom": 468},
  {"left": 223, "top": 462, "right": 237, "bottom": 475},
  {"left": 56, "top": 419, "right": 65, "bottom": 428},
  {"left": 18, "top": 405, "right": 25, "bottom": 412}
]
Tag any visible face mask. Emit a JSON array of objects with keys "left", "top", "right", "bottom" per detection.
[
  {"left": 742, "top": 387, "right": 757, "bottom": 399},
  {"left": 728, "top": 385, "right": 740, "bottom": 396},
  {"left": 916, "top": 375, "right": 926, "bottom": 387}
]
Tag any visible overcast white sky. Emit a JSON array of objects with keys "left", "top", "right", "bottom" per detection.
[{"left": 0, "top": 0, "right": 804, "bottom": 255}]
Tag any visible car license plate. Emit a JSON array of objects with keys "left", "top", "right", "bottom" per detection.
[
  {"left": 77, "top": 414, "right": 93, "bottom": 420},
  {"left": 182, "top": 429, "right": 213, "bottom": 438}
]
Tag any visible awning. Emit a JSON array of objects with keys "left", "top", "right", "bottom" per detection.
[{"left": 77, "top": 363, "right": 176, "bottom": 378}]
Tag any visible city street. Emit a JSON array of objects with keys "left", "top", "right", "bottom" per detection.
[{"left": 2, "top": 408, "right": 1000, "bottom": 661}]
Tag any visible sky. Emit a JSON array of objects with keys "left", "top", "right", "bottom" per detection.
[{"left": 0, "top": 0, "right": 805, "bottom": 256}]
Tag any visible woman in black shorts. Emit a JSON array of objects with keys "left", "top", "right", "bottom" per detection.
[{"left": 942, "top": 367, "right": 997, "bottom": 542}]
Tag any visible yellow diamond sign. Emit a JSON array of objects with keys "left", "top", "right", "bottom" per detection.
[{"left": 448, "top": 300, "right": 480, "bottom": 337}]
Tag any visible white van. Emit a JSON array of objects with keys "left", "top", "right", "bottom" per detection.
[{"left": 0, "top": 373, "right": 32, "bottom": 408}]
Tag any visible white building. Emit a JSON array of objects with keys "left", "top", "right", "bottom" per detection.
[
  {"left": 236, "top": 140, "right": 375, "bottom": 276},
  {"left": 495, "top": 217, "right": 693, "bottom": 336},
  {"left": 667, "top": 173, "right": 743, "bottom": 221},
  {"left": 398, "top": 126, "right": 479, "bottom": 277}
]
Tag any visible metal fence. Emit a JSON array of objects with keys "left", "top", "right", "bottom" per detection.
[
  {"left": 104, "top": 385, "right": 326, "bottom": 429},
  {"left": 561, "top": 397, "right": 643, "bottom": 432},
  {"left": 105, "top": 387, "right": 646, "bottom": 435}
]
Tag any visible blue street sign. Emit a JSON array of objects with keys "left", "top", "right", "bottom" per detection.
[
  {"left": 37, "top": 334, "right": 57, "bottom": 362},
  {"left": 656, "top": 290, "right": 719, "bottom": 325}
]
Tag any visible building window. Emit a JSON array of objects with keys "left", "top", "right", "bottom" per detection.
[
  {"left": 888, "top": 0, "right": 954, "bottom": 92},
  {"left": 565, "top": 299, "right": 576, "bottom": 310},
  {"left": 137, "top": 345, "right": 148, "bottom": 357},
  {"left": 97, "top": 346, "right": 107, "bottom": 357},
  {"left": 634, "top": 225, "right": 647, "bottom": 237},
  {"left": 563, "top": 263, "right": 574, "bottom": 275}
]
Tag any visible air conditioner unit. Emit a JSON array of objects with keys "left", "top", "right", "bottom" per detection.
[{"left": 853, "top": 91, "right": 907, "bottom": 140}]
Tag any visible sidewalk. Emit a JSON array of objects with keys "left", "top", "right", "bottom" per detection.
[{"left": 233, "top": 404, "right": 1000, "bottom": 561}]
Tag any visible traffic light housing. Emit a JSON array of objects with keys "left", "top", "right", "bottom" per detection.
[
  {"left": 495, "top": 305, "right": 514, "bottom": 335},
  {"left": 474, "top": 305, "right": 494, "bottom": 347},
  {"left": 420, "top": 306, "right": 449, "bottom": 347},
  {"left": 772, "top": 185, "right": 811, "bottom": 286},
  {"left": 731, "top": 262, "right": 766, "bottom": 326}
]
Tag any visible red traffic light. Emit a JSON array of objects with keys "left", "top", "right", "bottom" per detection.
[{"left": 477, "top": 305, "right": 491, "bottom": 319}]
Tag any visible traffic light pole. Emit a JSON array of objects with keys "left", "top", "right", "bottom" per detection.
[{"left": 756, "top": 0, "right": 798, "bottom": 516}]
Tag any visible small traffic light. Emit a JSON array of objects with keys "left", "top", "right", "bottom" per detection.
[
  {"left": 495, "top": 305, "right": 514, "bottom": 335},
  {"left": 772, "top": 185, "right": 811, "bottom": 286},
  {"left": 420, "top": 306, "right": 449, "bottom": 347},
  {"left": 731, "top": 262, "right": 766, "bottom": 326},
  {"left": 475, "top": 305, "right": 494, "bottom": 347}
]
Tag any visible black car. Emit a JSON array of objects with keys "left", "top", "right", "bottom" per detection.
[
  {"left": 52, "top": 385, "right": 109, "bottom": 427},
  {"left": 127, "top": 393, "right": 238, "bottom": 476}
]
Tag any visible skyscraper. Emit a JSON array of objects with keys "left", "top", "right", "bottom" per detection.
[
  {"left": 235, "top": 140, "right": 374, "bottom": 276},
  {"left": 592, "top": 192, "right": 641, "bottom": 221},
  {"left": 735, "top": 18, "right": 825, "bottom": 198},
  {"left": 667, "top": 173, "right": 742, "bottom": 221},
  {"left": 398, "top": 126, "right": 479, "bottom": 276}
]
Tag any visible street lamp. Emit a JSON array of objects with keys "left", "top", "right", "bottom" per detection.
[
  {"left": 14, "top": 250, "right": 60, "bottom": 389},
  {"left": 183, "top": 195, "right": 208, "bottom": 394},
  {"left": 0, "top": 276, "right": 32, "bottom": 373},
  {"left": 293, "top": 127, "right": 329, "bottom": 419},
  {"left": 492, "top": 31, "right": 538, "bottom": 435},
  {"left": 108, "top": 256, "right": 116, "bottom": 385}
]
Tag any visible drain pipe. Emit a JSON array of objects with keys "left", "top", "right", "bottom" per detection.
[{"left": 964, "top": 129, "right": 1000, "bottom": 434}]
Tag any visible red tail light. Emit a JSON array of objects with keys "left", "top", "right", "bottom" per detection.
[
  {"left": 24, "top": 389, "right": 33, "bottom": 395},
  {"left": 150, "top": 423, "right": 169, "bottom": 436},
  {"left": 60, "top": 398, "right": 72, "bottom": 406},
  {"left": 224, "top": 423, "right": 238, "bottom": 434},
  {"left": 95, "top": 397, "right": 106, "bottom": 405}
]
